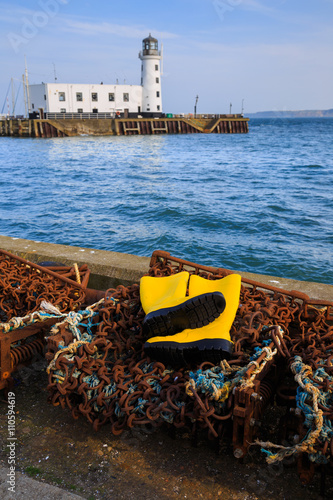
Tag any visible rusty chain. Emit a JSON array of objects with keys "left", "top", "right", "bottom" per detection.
[
  {"left": 0, "top": 250, "right": 89, "bottom": 390},
  {"left": 2, "top": 248, "right": 331, "bottom": 474},
  {"left": 45, "top": 253, "right": 333, "bottom": 470},
  {"left": 0, "top": 251, "right": 86, "bottom": 322}
]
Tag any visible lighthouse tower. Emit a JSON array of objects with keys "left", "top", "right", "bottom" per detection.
[{"left": 139, "top": 34, "right": 162, "bottom": 116}]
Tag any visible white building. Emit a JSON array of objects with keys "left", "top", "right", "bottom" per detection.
[{"left": 29, "top": 34, "right": 162, "bottom": 118}]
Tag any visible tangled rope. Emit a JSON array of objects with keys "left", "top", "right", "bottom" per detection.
[
  {"left": 258, "top": 356, "right": 333, "bottom": 464},
  {"left": 48, "top": 298, "right": 106, "bottom": 346},
  {"left": 185, "top": 337, "right": 281, "bottom": 408},
  {"left": 0, "top": 300, "right": 65, "bottom": 333}
]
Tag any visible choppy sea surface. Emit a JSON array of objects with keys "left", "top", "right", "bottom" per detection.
[{"left": 0, "top": 118, "right": 332, "bottom": 285}]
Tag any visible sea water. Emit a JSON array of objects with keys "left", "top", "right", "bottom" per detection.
[{"left": 0, "top": 118, "right": 332, "bottom": 285}]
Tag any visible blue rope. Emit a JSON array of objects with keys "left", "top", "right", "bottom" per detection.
[{"left": 263, "top": 356, "right": 333, "bottom": 465}]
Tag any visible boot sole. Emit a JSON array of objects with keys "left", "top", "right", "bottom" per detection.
[
  {"left": 142, "top": 292, "right": 226, "bottom": 339},
  {"left": 144, "top": 338, "right": 233, "bottom": 366}
]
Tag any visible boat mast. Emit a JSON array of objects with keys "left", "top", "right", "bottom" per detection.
[
  {"left": 11, "top": 78, "right": 15, "bottom": 116},
  {"left": 22, "top": 74, "right": 27, "bottom": 118},
  {"left": 53, "top": 62, "right": 57, "bottom": 82},
  {"left": 24, "top": 56, "right": 31, "bottom": 115}
]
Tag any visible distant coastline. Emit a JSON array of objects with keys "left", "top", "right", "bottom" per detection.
[{"left": 247, "top": 109, "right": 333, "bottom": 118}]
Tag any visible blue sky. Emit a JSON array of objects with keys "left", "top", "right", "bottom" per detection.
[{"left": 1, "top": 0, "right": 332, "bottom": 114}]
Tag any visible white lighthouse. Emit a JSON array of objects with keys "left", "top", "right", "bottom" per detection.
[
  {"left": 139, "top": 34, "right": 162, "bottom": 116},
  {"left": 28, "top": 35, "right": 163, "bottom": 118}
]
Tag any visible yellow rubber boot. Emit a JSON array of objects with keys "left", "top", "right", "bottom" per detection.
[
  {"left": 140, "top": 272, "right": 189, "bottom": 314},
  {"left": 188, "top": 273, "right": 238, "bottom": 299},
  {"left": 140, "top": 272, "right": 226, "bottom": 339},
  {"left": 144, "top": 274, "right": 241, "bottom": 365}
]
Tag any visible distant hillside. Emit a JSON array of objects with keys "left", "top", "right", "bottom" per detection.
[{"left": 247, "top": 109, "right": 333, "bottom": 118}]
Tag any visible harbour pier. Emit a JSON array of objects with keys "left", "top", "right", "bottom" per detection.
[{"left": 0, "top": 114, "right": 249, "bottom": 138}]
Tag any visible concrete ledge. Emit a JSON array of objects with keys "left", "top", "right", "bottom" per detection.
[
  {"left": 0, "top": 235, "right": 332, "bottom": 301},
  {"left": 0, "top": 235, "right": 150, "bottom": 290},
  {"left": 235, "top": 269, "right": 332, "bottom": 302}
]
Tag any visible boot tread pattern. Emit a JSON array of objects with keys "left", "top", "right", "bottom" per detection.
[
  {"left": 143, "top": 292, "right": 226, "bottom": 339},
  {"left": 144, "top": 338, "right": 232, "bottom": 366}
]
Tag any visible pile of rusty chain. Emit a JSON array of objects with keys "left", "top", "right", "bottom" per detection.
[
  {"left": 46, "top": 255, "right": 333, "bottom": 465},
  {"left": 0, "top": 250, "right": 89, "bottom": 390},
  {"left": 0, "top": 251, "right": 86, "bottom": 322}
]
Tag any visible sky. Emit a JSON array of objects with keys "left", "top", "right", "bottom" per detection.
[{"left": 0, "top": 0, "right": 332, "bottom": 114}]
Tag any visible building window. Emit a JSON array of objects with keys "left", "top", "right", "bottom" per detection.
[
  {"left": 156, "top": 77, "right": 159, "bottom": 83},
  {"left": 141, "top": 77, "right": 143, "bottom": 85},
  {"left": 109, "top": 93, "right": 115, "bottom": 101},
  {"left": 156, "top": 91, "right": 160, "bottom": 98},
  {"left": 32, "top": 103, "right": 35, "bottom": 109},
  {"left": 77, "top": 108, "right": 83, "bottom": 113},
  {"left": 141, "top": 64, "right": 143, "bottom": 72},
  {"left": 123, "top": 93, "right": 129, "bottom": 102},
  {"left": 60, "top": 108, "right": 66, "bottom": 113},
  {"left": 44, "top": 94, "right": 46, "bottom": 100},
  {"left": 59, "top": 92, "right": 65, "bottom": 101},
  {"left": 155, "top": 64, "right": 158, "bottom": 71},
  {"left": 91, "top": 93, "right": 98, "bottom": 102},
  {"left": 157, "top": 105, "right": 160, "bottom": 111},
  {"left": 92, "top": 108, "right": 98, "bottom": 113},
  {"left": 76, "top": 92, "right": 83, "bottom": 102}
]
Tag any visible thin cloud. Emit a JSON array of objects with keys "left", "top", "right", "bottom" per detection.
[
  {"left": 208, "top": 0, "right": 280, "bottom": 18},
  {"left": 191, "top": 38, "right": 332, "bottom": 61},
  {"left": 0, "top": 5, "right": 45, "bottom": 26},
  {"left": 239, "top": 0, "right": 278, "bottom": 15},
  {"left": 62, "top": 20, "right": 179, "bottom": 40},
  {"left": 238, "top": 0, "right": 330, "bottom": 27}
]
